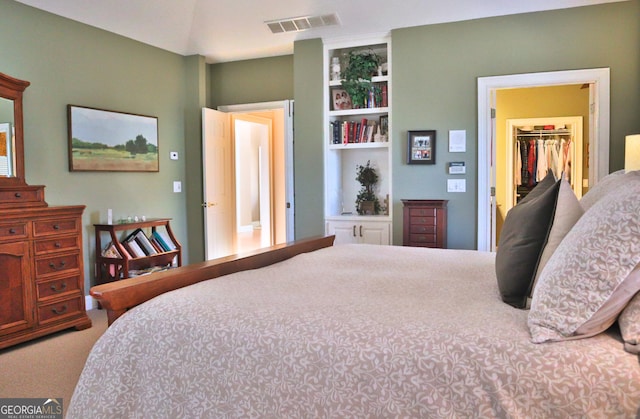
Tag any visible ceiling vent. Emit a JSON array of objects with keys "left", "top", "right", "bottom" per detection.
[{"left": 266, "top": 13, "right": 339, "bottom": 34}]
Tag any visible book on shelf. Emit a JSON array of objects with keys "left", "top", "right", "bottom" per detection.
[
  {"left": 124, "top": 237, "right": 146, "bottom": 258},
  {"left": 134, "top": 229, "right": 158, "bottom": 255},
  {"left": 153, "top": 230, "right": 177, "bottom": 251}
]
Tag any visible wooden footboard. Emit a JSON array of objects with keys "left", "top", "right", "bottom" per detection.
[{"left": 91, "top": 235, "right": 336, "bottom": 325}]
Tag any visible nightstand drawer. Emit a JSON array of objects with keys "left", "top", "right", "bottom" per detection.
[
  {"left": 36, "top": 275, "right": 81, "bottom": 301},
  {"left": 34, "top": 236, "right": 80, "bottom": 255},
  {"left": 33, "top": 217, "right": 80, "bottom": 237},
  {"left": 0, "top": 222, "right": 28, "bottom": 241},
  {"left": 37, "top": 296, "right": 83, "bottom": 324},
  {"left": 35, "top": 252, "right": 80, "bottom": 277}
]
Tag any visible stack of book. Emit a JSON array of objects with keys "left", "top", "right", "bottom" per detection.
[
  {"left": 120, "top": 228, "right": 177, "bottom": 258},
  {"left": 330, "top": 118, "right": 379, "bottom": 144}
]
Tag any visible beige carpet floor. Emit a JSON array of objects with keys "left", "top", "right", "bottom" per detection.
[{"left": 0, "top": 309, "right": 107, "bottom": 416}]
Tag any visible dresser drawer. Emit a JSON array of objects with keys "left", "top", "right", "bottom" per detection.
[
  {"left": 33, "top": 217, "right": 80, "bottom": 238},
  {"left": 409, "top": 215, "right": 436, "bottom": 226},
  {"left": 410, "top": 224, "right": 436, "bottom": 234},
  {"left": 409, "top": 233, "right": 437, "bottom": 245},
  {"left": 0, "top": 222, "right": 28, "bottom": 242},
  {"left": 35, "top": 252, "right": 80, "bottom": 277},
  {"left": 409, "top": 207, "right": 436, "bottom": 217},
  {"left": 37, "top": 295, "right": 83, "bottom": 325},
  {"left": 36, "top": 275, "right": 81, "bottom": 301},
  {"left": 34, "top": 236, "right": 80, "bottom": 255},
  {"left": 0, "top": 188, "right": 43, "bottom": 206}
]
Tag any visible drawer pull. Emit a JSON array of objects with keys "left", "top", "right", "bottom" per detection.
[
  {"left": 51, "top": 304, "right": 68, "bottom": 315},
  {"left": 50, "top": 282, "right": 67, "bottom": 292},
  {"left": 9, "top": 228, "right": 16, "bottom": 234},
  {"left": 359, "top": 225, "right": 363, "bottom": 237},
  {"left": 48, "top": 260, "right": 66, "bottom": 270},
  {"left": 53, "top": 224, "right": 60, "bottom": 230},
  {"left": 54, "top": 242, "right": 62, "bottom": 248},
  {"left": 14, "top": 192, "right": 21, "bottom": 198},
  {"left": 352, "top": 225, "right": 356, "bottom": 237}
]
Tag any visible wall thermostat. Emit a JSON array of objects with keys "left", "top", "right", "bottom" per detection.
[{"left": 448, "top": 161, "right": 466, "bottom": 174}]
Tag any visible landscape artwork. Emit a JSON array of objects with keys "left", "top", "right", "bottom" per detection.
[{"left": 68, "top": 105, "right": 159, "bottom": 172}]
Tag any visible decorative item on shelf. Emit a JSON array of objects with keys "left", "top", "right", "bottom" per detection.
[
  {"left": 330, "top": 56, "right": 341, "bottom": 82},
  {"left": 355, "top": 160, "right": 381, "bottom": 215},
  {"left": 341, "top": 49, "right": 381, "bottom": 109}
]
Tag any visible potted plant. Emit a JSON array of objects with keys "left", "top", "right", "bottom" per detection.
[
  {"left": 355, "top": 160, "right": 381, "bottom": 215},
  {"left": 341, "top": 50, "right": 381, "bottom": 109}
]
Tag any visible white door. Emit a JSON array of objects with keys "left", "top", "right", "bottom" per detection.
[{"left": 202, "top": 108, "right": 234, "bottom": 260}]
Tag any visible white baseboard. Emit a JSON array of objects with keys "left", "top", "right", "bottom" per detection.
[{"left": 85, "top": 295, "right": 96, "bottom": 310}]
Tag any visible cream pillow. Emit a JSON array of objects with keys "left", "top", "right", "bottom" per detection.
[
  {"left": 618, "top": 291, "right": 640, "bottom": 354},
  {"left": 579, "top": 169, "right": 628, "bottom": 211},
  {"left": 528, "top": 179, "right": 640, "bottom": 343}
]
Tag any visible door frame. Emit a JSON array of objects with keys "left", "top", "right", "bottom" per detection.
[
  {"left": 218, "top": 100, "right": 295, "bottom": 242},
  {"left": 477, "top": 68, "right": 610, "bottom": 251}
]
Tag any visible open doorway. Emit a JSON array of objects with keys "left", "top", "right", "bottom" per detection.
[
  {"left": 203, "top": 101, "right": 294, "bottom": 259},
  {"left": 477, "top": 68, "right": 610, "bottom": 251}
]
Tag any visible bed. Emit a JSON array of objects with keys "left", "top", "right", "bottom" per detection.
[{"left": 68, "top": 171, "right": 640, "bottom": 418}]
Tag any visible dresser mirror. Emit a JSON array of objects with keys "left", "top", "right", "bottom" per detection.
[{"left": 0, "top": 71, "right": 30, "bottom": 185}]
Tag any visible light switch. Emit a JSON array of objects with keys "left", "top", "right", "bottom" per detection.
[
  {"left": 447, "top": 179, "right": 466, "bottom": 193},
  {"left": 173, "top": 181, "right": 182, "bottom": 193}
]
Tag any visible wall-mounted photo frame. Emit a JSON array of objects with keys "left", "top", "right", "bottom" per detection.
[
  {"left": 331, "top": 88, "right": 352, "bottom": 111},
  {"left": 68, "top": 105, "right": 159, "bottom": 172},
  {"left": 407, "top": 130, "right": 436, "bottom": 164}
]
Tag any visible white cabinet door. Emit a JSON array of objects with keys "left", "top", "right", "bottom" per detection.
[
  {"left": 326, "top": 220, "right": 390, "bottom": 245},
  {"left": 359, "top": 221, "right": 390, "bottom": 245}
]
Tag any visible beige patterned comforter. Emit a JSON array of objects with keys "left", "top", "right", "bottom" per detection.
[{"left": 69, "top": 245, "right": 640, "bottom": 418}]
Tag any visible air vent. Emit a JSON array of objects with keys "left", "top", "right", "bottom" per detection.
[{"left": 266, "top": 13, "right": 340, "bottom": 34}]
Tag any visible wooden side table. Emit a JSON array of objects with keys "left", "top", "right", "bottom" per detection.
[{"left": 402, "top": 199, "right": 448, "bottom": 248}]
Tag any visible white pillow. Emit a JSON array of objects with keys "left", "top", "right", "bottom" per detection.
[
  {"left": 528, "top": 178, "right": 640, "bottom": 343},
  {"left": 579, "top": 169, "right": 627, "bottom": 211}
]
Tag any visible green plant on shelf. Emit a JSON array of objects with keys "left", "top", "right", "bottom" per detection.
[
  {"left": 355, "top": 160, "right": 381, "bottom": 215},
  {"left": 341, "top": 50, "right": 381, "bottom": 109}
]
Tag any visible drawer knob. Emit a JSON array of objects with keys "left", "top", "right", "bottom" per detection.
[
  {"left": 51, "top": 304, "right": 68, "bottom": 315},
  {"left": 54, "top": 242, "right": 62, "bottom": 248},
  {"left": 48, "top": 260, "right": 66, "bottom": 270},
  {"left": 53, "top": 224, "right": 60, "bottom": 230},
  {"left": 9, "top": 228, "right": 16, "bottom": 234},
  {"left": 50, "top": 282, "right": 67, "bottom": 292},
  {"left": 14, "top": 192, "right": 21, "bottom": 198}
]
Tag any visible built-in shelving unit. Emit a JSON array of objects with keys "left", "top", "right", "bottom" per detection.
[{"left": 323, "top": 36, "right": 392, "bottom": 245}]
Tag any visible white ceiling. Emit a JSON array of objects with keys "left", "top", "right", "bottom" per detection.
[{"left": 15, "top": 0, "right": 626, "bottom": 63}]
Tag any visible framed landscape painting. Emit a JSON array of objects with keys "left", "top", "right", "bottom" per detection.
[{"left": 68, "top": 105, "right": 159, "bottom": 172}]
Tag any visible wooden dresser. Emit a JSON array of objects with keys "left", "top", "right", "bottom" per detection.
[
  {"left": 0, "top": 71, "right": 90, "bottom": 350},
  {"left": 0, "top": 203, "right": 91, "bottom": 349},
  {"left": 402, "top": 199, "right": 448, "bottom": 248}
]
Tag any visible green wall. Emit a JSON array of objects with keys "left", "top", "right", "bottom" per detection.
[
  {"left": 0, "top": 1, "right": 189, "bottom": 293},
  {"left": 391, "top": 0, "right": 640, "bottom": 248},
  {"left": 209, "top": 56, "right": 293, "bottom": 108}
]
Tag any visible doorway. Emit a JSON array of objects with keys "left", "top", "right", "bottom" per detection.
[
  {"left": 477, "top": 68, "right": 610, "bottom": 251},
  {"left": 203, "top": 101, "right": 294, "bottom": 259}
]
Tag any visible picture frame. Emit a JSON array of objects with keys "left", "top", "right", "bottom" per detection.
[
  {"left": 407, "top": 130, "right": 436, "bottom": 164},
  {"left": 68, "top": 105, "right": 159, "bottom": 172},
  {"left": 331, "top": 88, "right": 352, "bottom": 111}
]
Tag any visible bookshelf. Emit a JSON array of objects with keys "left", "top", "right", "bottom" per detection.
[
  {"left": 324, "top": 36, "right": 392, "bottom": 245},
  {"left": 94, "top": 218, "right": 182, "bottom": 285}
]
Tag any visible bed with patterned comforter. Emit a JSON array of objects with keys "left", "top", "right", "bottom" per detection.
[{"left": 68, "top": 244, "right": 640, "bottom": 418}]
